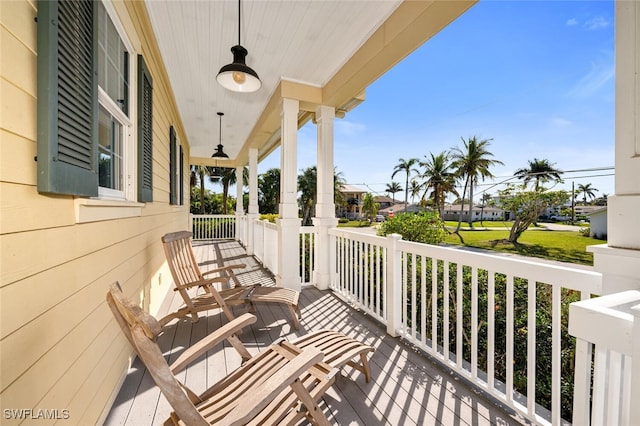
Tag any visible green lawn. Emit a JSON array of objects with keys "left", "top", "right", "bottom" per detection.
[
  {"left": 443, "top": 220, "right": 516, "bottom": 229},
  {"left": 335, "top": 219, "right": 603, "bottom": 266},
  {"left": 443, "top": 229, "right": 603, "bottom": 265},
  {"left": 337, "top": 220, "right": 374, "bottom": 228}
]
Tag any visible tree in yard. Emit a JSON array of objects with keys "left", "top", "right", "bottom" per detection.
[
  {"left": 258, "top": 168, "right": 280, "bottom": 214},
  {"left": 210, "top": 167, "right": 248, "bottom": 214},
  {"left": 298, "top": 167, "right": 317, "bottom": 226},
  {"left": 190, "top": 165, "right": 214, "bottom": 214},
  {"left": 297, "top": 166, "right": 346, "bottom": 226},
  {"left": 479, "top": 192, "right": 492, "bottom": 225},
  {"left": 377, "top": 211, "right": 447, "bottom": 245},
  {"left": 419, "top": 151, "right": 458, "bottom": 219},
  {"left": 576, "top": 183, "right": 598, "bottom": 205},
  {"left": 392, "top": 158, "right": 420, "bottom": 213},
  {"left": 409, "top": 180, "right": 422, "bottom": 204},
  {"left": 514, "top": 158, "right": 563, "bottom": 191},
  {"left": 385, "top": 181, "right": 402, "bottom": 203},
  {"left": 361, "top": 193, "right": 379, "bottom": 223},
  {"left": 593, "top": 193, "right": 608, "bottom": 206},
  {"left": 498, "top": 185, "right": 570, "bottom": 243},
  {"left": 189, "top": 186, "right": 230, "bottom": 214},
  {"left": 450, "top": 136, "right": 503, "bottom": 239}
]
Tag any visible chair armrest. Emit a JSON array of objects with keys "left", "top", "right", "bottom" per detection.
[
  {"left": 169, "top": 313, "right": 256, "bottom": 374},
  {"left": 173, "top": 276, "right": 228, "bottom": 291},
  {"left": 201, "top": 264, "right": 247, "bottom": 277},
  {"left": 202, "top": 264, "right": 246, "bottom": 289},
  {"left": 218, "top": 346, "right": 326, "bottom": 426}
]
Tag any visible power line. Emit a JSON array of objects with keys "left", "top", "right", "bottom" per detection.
[{"left": 346, "top": 166, "right": 615, "bottom": 193}]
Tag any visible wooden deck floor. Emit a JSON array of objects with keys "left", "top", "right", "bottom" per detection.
[{"left": 105, "top": 240, "right": 529, "bottom": 425}]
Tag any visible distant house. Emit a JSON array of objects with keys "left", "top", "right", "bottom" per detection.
[
  {"left": 374, "top": 195, "right": 397, "bottom": 210},
  {"left": 441, "top": 204, "right": 505, "bottom": 222},
  {"left": 338, "top": 184, "right": 367, "bottom": 219},
  {"left": 574, "top": 205, "right": 602, "bottom": 216},
  {"left": 588, "top": 207, "right": 608, "bottom": 239},
  {"left": 379, "top": 203, "right": 427, "bottom": 217}
]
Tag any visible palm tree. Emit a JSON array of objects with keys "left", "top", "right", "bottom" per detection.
[
  {"left": 297, "top": 166, "right": 347, "bottom": 226},
  {"left": 361, "top": 192, "right": 379, "bottom": 222},
  {"left": 298, "top": 167, "right": 317, "bottom": 226},
  {"left": 419, "top": 151, "right": 458, "bottom": 219},
  {"left": 479, "top": 192, "right": 492, "bottom": 225},
  {"left": 450, "top": 136, "right": 503, "bottom": 236},
  {"left": 385, "top": 181, "right": 402, "bottom": 203},
  {"left": 210, "top": 167, "right": 248, "bottom": 214},
  {"left": 191, "top": 165, "right": 214, "bottom": 213},
  {"left": 258, "top": 168, "right": 280, "bottom": 214},
  {"left": 576, "top": 183, "right": 598, "bottom": 205},
  {"left": 409, "top": 180, "right": 422, "bottom": 204},
  {"left": 392, "top": 157, "right": 419, "bottom": 212},
  {"left": 514, "top": 158, "right": 563, "bottom": 191}
]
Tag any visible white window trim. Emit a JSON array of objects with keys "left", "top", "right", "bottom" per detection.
[
  {"left": 97, "top": 87, "right": 134, "bottom": 200},
  {"left": 95, "top": 0, "right": 136, "bottom": 203},
  {"left": 173, "top": 133, "right": 182, "bottom": 206},
  {"left": 74, "top": 198, "right": 144, "bottom": 223}
]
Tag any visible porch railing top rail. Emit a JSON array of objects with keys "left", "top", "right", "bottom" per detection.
[
  {"left": 328, "top": 227, "right": 604, "bottom": 425},
  {"left": 397, "top": 237, "right": 603, "bottom": 295}
]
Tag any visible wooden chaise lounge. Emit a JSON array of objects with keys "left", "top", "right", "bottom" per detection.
[
  {"left": 159, "top": 231, "right": 302, "bottom": 329},
  {"left": 107, "top": 282, "right": 336, "bottom": 425}
]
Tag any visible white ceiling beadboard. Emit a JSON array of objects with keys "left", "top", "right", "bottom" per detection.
[{"left": 145, "top": 0, "right": 402, "bottom": 160}]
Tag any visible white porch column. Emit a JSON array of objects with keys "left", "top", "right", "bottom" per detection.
[
  {"left": 589, "top": 1, "right": 640, "bottom": 294},
  {"left": 246, "top": 148, "right": 259, "bottom": 255},
  {"left": 277, "top": 98, "right": 301, "bottom": 291},
  {"left": 312, "top": 105, "right": 339, "bottom": 290},
  {"left": 235, "top": 166, "right": 244, "bottom": 242}
]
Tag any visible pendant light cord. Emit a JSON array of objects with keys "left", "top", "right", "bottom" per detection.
[{"left": 237, "top": 0, "right": 241, "bottom": 45}]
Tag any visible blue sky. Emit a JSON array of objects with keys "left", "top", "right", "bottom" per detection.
[{"left": 257, "top": 0, "right": 615, "bottom": 203}]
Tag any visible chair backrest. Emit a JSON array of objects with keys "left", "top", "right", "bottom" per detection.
[
  {"left": 106, "top": 283, "right": 207, "bottom": 426},
  {"left": 162, "top": 230, "right": 204, "bottom": 289}
]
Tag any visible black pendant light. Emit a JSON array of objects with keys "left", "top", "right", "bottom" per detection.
[
  {"left": 212, "top": 112, "right": 229, "bottom": 158},
  {"left": 217, "top": 0, "right": 261, "bottom": 93}
]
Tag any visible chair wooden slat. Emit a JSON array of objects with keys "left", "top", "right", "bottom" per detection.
[
  {"left": 107, "top": 283, "right": 334, "bottom": 426},
  {"left": 159, "top": 231, "right": 301, "bottom": 329}
]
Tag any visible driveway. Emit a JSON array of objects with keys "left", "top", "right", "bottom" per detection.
[{"left": 536, "top": 222, "right": 584, "bottom": 232}]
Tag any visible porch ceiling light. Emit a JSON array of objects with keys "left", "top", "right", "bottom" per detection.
[
  {"left": 212, "top": 112, "right": 229, "bottom": 158},
  {"left": 217, "top": 0, "right": 261, "bottom": 93}
]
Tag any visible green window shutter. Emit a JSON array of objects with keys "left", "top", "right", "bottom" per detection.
[
  {"left": 37, "top": 0, "right": 98, "bottom": 196},
  {"left": 179, "top": 145, "right": 184, "bottom": 205},
  {"left": 137, "top": 55, "right": 153, "bottom": 202},
  {"left": 169, "top": 126, "right": 177, "bottom": 205}
]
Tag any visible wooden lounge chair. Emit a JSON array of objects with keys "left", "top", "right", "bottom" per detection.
[
  {"left": 159, "top": 231, "right": 301, "bottom": 329},
  {"left": 107, "top": 283, "right": 337, "bottom": 425},
  {"left": 291, "top": 329, "right": 374, "bottom": 383}
]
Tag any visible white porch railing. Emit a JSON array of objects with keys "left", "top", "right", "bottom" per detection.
[
  {"left": 236, "top": 214, "right": 247, "bottom": 245},
  {"left": 300, "top": 226, "right": 315, "bottom": 286},
  {"left": 328, "top": 228, "right": 603, "bottom": 425},
  {"left": 188, "top": 215, "right": 314, "bottom": 288},
  {"left": 189, "top": 215, "right": 629, "bottom": 425},
  {"left": 249, "top": 220, "right": 315, "bottom": 286},
  {"left": 253, "top": 219, "right": 278, "bottom": 275},
  {"left": 190, "top": 214, "right": 236, "bottom": 240},
  {"left": 569, "top": 290, "right": 640, "bottom": 426}
]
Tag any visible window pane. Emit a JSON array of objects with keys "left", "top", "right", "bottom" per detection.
[
  {"left": 98, "top": 1, "right": 129, "bottom": 115},
  {"left": 99, "top": 106, "right": 123, "bottom": 191}
]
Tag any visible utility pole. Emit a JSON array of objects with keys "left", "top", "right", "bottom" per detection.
[{"left": 571, "top": 181, "right": 575, "bottom": 224}]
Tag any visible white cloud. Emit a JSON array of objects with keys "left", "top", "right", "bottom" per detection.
[
  {"left": 568, "top": 62, "right": 614, "bottom": 99},
  {"left": 335, "top": 120, "right": 366, "bottom": 136},
  {"left": 566, "top": 18, "right": 578, "bottom": 26},
  {"left": 583, "top": 16, "right": 610, "bottom": 31},
  {"left": 550, "top": 117, "right": 573, "bottom": 128}
]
